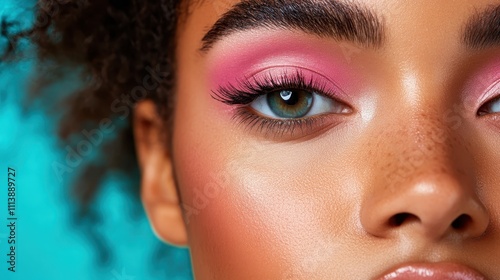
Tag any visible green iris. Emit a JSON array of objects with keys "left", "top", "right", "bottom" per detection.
[{"left": 267, "top": 89, "right": 314, "bottom": 118}]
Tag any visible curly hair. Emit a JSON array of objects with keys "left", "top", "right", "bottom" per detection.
[
  {"left": 5, "top": 0, "right": 186, "bottom": 210},
  {"left": 3, "top": 0, "right": 189, "bottom": 264}
]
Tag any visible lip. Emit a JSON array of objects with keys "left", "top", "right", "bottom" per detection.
[{"left": 376, "top": 262, "right": 487, "bottom": 280}]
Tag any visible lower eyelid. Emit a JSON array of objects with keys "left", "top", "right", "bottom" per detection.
[{"left": 233, "top": 108, "right": 350, "bottom": 141}]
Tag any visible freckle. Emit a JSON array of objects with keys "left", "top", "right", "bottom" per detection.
[
  {"left": 427, "top": 144, "right": 434, "bottom": 153},
  {"left": 439, "top": 166, "right": 447, "bottom": 174},
  {"left": 384, "top": 162, "right": 392, "bottom": 169}
]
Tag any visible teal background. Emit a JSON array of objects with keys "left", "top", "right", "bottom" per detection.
[{"left": 0, "top": 1, "right": 193, "bottom": 279}]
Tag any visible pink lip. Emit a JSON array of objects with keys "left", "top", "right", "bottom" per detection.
[{"left": 377, "top": 262, "right": 487, "bottom": 280}]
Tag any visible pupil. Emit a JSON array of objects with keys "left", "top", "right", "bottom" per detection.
[{"left": 280, "top": 90, "right": 299, "bottom": 105}]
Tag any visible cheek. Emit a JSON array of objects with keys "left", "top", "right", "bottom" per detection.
[
  {"left": 465, "top": 122, "right": 500, "bottom": 231},
  {"left": 172, "top": 87, "right": 364, "bottom": 277}
]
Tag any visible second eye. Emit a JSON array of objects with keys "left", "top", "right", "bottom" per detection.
[{"left": 250, "top": 89, "right": 352, "bottom": 119}]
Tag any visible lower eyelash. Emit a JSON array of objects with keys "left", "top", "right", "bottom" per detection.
[{"left": 233, "top": 108, "right": 329, "bottom": 138}]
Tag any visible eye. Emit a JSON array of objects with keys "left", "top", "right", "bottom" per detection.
[
  {"left": 250, "top": 89, "right": 351, "bottom": 119},
  {"left": 478, "top": 95, "right": 500, "bottom": 116}
]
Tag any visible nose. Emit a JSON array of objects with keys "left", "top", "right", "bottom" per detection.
[
  {"left": 360, "top": 117, "right": 490, "bottom": 241},
  {"left": 360, "top": 177, "right": 489, "bottom": 240}
]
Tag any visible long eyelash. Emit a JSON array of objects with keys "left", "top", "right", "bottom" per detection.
[
  {"left": 211, "top": 69, "right": 331, "bottom": 105},
  {"left": 211, "top": 70, "right": 337, "bottom": 137}
]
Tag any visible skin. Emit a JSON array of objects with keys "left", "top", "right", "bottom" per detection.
[{"left": 134, "top": 0, "right": 500, "bottom": 279}]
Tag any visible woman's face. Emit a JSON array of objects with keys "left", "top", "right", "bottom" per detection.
[{"left": 137, "top": 0, "right": 500, "bottom": 278}]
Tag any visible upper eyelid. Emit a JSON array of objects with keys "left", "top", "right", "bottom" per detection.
[
  {"left": 218, "top": 67, "right": 348, "bottom": 101},
  {"left": 249, "top": 66, "right": 344, "bottom": 94},
  {"left": 479, "top": 79, "right": 500, "bottom": 104},
  {"left": 250, "top": 71, "right": 330, "bottom": 94}
]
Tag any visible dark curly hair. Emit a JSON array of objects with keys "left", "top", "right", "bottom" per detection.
[{"left": 3, "top": 0, "right": 192, "bottom": 265}]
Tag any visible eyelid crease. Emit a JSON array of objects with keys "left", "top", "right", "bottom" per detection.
[{"left": 476, "top": 78, "right": 500, "bottom": 109}]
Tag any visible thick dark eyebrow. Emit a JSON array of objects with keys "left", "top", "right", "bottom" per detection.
[
  {"left": 200, "top": 0, "right": 385, "bottom": 52},
  {"left": 463, "top": 5, "right": 500, "bottom": 50}
]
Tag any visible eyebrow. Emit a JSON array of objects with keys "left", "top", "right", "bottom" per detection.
[
  {"left": 463, "top": 5, "right": 500, "bottom": 50},
  {"left": 200, "top": 0, "right": 385, "bottom": 52}
]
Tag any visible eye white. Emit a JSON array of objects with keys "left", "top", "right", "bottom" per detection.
[{"left": 490, "top": 97, "right": 500, "bottom": 113}]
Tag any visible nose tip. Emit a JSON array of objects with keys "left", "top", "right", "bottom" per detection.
[{"left": 360, "top": 178, "right": 490, "bottom": 240}]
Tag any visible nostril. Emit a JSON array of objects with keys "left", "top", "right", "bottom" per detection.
[
  {"left": 389, "top": 213, "right": 419, "bottom": 227},
  {"left": 387, "top": 213, "right": 475, "bottom": 231},
  {"left": 451, "top": 214, "right": 472, "bottom": 230}
]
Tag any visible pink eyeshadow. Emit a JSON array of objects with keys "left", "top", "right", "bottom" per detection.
[
  {"left": 463, "top": 56, "right": 500, "bottom": 109},
  {"left": 205, "top": 29, "right": 360, "bottom": 102}
]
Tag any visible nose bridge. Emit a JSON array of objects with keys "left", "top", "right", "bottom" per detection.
[
  {"left": 360, "top": 109, "right": 489, "bottom": 240},
  {"left": 380, "top": 109, "right": 468, "bottom": 188}
]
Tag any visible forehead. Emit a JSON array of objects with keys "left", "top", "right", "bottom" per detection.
[{"left": 184, "top": 0, "right": 500, "bottom": 18}]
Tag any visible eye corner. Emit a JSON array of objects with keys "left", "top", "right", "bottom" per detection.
[
  {"left": 476, "top": 94, "right": 500, "bottom": 117},
  {"left": 476, "top": 111, "right": 486, "bottom": 117}
]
